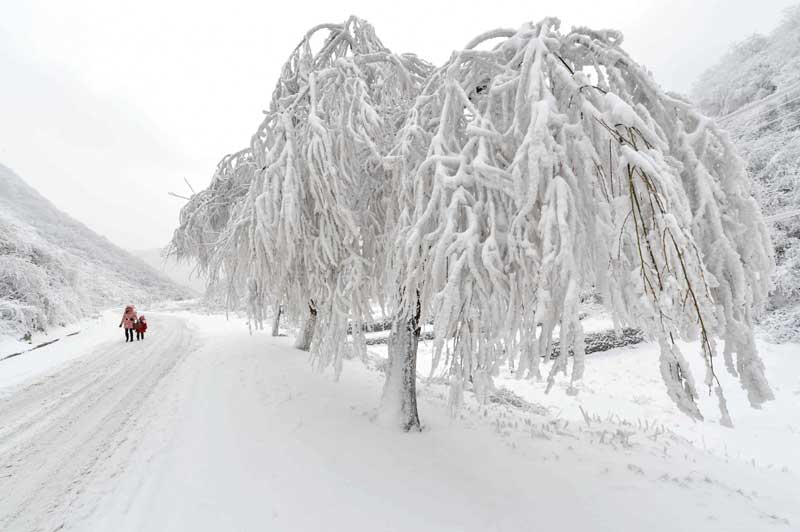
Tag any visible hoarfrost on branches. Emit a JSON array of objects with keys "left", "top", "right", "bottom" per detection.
[
  {"left": 244, "top": 17, "right": 431, "bottom": 370},
  {"left": 171, "top": 15, "right": 775, "bottom": 429},
  {"left": 390, "top": 18, "right": 772, "bottom": 424},
  {"left": 169, "top": 148, "right": 259, "bottom": 313},
  {"left": 171, "top": 17, "right": 433, "bottom": 363},
  {"left": 693, "top": 6, "right": 800, "bottom": 342}
]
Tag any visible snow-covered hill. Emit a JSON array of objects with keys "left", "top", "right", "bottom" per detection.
[
  {"left": 0, "top": 163, "right": 190, "bottom": 337},
  {"left": 693, "top": 6, "right": 800, "bottom": 341},
  {"left": 131, "top": 247, "right": 205, "bottom": 295}
]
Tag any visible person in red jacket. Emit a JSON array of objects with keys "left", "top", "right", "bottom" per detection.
[
  {"left": 135, "top": 315, "right": 148, "bottom": 341},
  {"left": 119, "top": 305, "right": 138, "bottom": 342}
]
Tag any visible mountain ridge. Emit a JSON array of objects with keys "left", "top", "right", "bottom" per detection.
[{"left": 0, "top": 163, "right": 190, "bottom": 337}]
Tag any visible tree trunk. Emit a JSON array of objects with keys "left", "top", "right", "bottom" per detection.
[
  {"left": 294, "top": 301, "right": 317, "bottom": 351},
  {"left": 271, "top": 301, "right": 282, "bottom": 337},
  {"left": 381, "top": 301, "right": 421, "bottom": 431}
]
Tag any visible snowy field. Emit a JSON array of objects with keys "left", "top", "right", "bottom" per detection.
[{"left": 0, "top": 306, "right": 797, "bottom": 531}]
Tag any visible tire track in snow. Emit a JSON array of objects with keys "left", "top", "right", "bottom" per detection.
[
  {"left": 0, "top": 314, "right": 196, "bottom": 532},
  {"left": 0, "top": 343, "right": 133, "bottom": 449}
]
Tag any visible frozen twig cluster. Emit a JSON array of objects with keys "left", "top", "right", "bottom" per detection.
[{"left": 170, "top": 16, "right": 774, "bottom": 429}]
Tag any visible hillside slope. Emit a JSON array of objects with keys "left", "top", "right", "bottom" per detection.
[
  {"left": 693, "top": 6, "right": 800, "bottom": 341},
  {"left": 0, "top": 164, "right": 189, "bottom": 337},
  {"left": 131, "top": 248, "right": 205, "bottom": 294}
]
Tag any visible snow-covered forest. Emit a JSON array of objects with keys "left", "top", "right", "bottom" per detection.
[
  {"left": 693, "top": 6, "right": 800, "bottom": 342},
  {"left": 0, "top": 164, "right": 190, "bottom": 337},
  {"left": 171, "top": 16, "right": 779, "bottom": 430}
]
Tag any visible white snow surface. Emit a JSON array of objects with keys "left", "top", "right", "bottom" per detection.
[
  {"left": 0, "top": 308, "right": 798, "bottom": 531},
  {"left": 0, "top": 310, "right": 116, "bottom": 388}
]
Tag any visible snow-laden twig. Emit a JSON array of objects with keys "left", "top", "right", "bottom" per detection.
[
  {"left": 389, "top": 18, "right": 773, "bottom": 424},
  {"left": 170, "top": 16, "right": 774, "bottom": 428}
]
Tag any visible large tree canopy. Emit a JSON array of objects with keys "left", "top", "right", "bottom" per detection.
[
  {"left": 390, "top": 18, "right": 773, "bottom": 425},
  {"left": 171, "top": 16, "right": 773, "bottom": 429},
  {"left": 244, "top": 17, "right": 432, "bottom": 366},
  {"left": 171, "top": 17, "right": 432, "bottom": 345}
]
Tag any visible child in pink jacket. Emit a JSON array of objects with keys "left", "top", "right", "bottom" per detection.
[{"left": 119, "top": 305, "right": 138, "bottom": 342}]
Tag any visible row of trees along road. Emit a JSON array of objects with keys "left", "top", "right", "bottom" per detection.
[{"left": 170, "top": 17, "right": 774, "bottom": 431}]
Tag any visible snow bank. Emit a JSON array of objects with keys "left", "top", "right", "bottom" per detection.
[{"left": 1, "top": 310, "right": 126, "bottom": 392}]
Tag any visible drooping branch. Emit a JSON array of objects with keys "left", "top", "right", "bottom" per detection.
[
  {"left": 390, "top": 18, "right": 773, "bottom": 424},
  {"left": 169, "top": 15, "right": 773, "bottom": 429}
]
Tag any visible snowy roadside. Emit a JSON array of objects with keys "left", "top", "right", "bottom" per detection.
[
  {"left": 75, "top": 308, "right": 798, "bottom": 531},
  {"left": 495, "top": 339, "right": 800, "bottom": 473},
  {"left": 0, "top": 310, "right": 116, "bottom": 392},
  {"left": 163, "top": 304, "right": 799, "bottom": 480},
  {"left": 0, "top": 319, "right": 87, "bottom": 361},
  {"left": 365, "top": 323, "right": 800, "bottom": 528},
  {"left": 0, "top": 302, "right": 193, "bottom": 392},
  {"left": 2, "top": 304, "right": 797, "bottom": 530},
  {"left": 383, "top": 313, "right": 800, "bottom": 474}
]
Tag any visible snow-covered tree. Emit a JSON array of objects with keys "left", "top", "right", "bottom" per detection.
[
  {"left": 172, "top": 17, "right": 432, "bottom": 354},
  {"left": 237, "top": 17, "right": 431, "bottom": 363},
  {"left": 388, "top": 18, "right": 773, "bottom": 427},
  {"left": 169, "top": 148, "right": 261, "bottom": 319},
  {"left": 693, "top": 6, "right": 800, "bottom": 342},
  {"left": 170, "top": 15, "right": 774, "bottom": 431}
]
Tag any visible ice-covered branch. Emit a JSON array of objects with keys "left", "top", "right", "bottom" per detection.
[{"left": 390, "top": 18, "right": 773, "bottom": 424}]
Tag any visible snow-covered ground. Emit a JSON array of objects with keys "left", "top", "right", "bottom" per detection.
[
  {"left": 0, "top": 310, "right": 115, "bottom": 388},
  {"left": 0, "top": 308, "right": 797, "bottom": 531}
]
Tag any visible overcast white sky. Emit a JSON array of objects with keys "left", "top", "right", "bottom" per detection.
[{"left": 0, "top": 0, "right": 796, "bottom": 250}]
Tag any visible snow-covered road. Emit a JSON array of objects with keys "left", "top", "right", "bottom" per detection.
[
  {"left": 0, "top": 311, "right": 797, "bottom": 531},
  {"left": 0, "top": 314, "right": 196, "bottom": 531}
]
